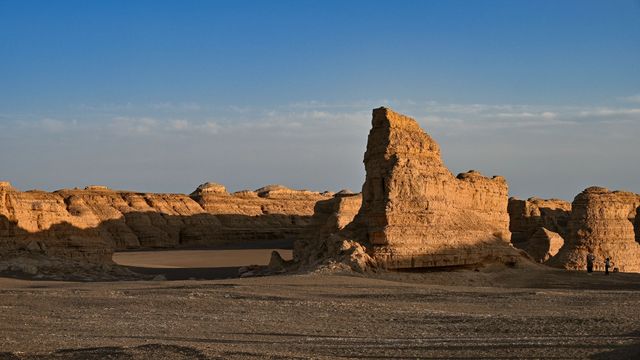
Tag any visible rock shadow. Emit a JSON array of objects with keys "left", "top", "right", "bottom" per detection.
[{"left": 0, "top": 211, "right": 305, "bottom": 280}]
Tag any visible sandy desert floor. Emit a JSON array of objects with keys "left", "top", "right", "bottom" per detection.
[
  {"left": 112, "top": 249, "right": 293, "bottom": 280},
  {"left": 1, "top": 254, "right": 639, "bottom": 359}
]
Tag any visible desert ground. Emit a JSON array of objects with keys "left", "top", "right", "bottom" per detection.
[
  {"left": 1, "top": 251, "right": 639, "bottom": 360},
  {"left": 112, "top": 249, "right": 293, "bottom": 280}
]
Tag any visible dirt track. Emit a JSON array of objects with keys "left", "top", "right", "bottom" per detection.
[{"left": 1, "top": 262, "right": 639, "bottom": 359}]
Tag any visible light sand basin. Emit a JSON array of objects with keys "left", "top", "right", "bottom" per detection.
[
  {"left": 111, "top": 249, "right": 293, "bottom": 280},
  {"left": 113, "top": 249, "right": 293, "bottom": 268}
]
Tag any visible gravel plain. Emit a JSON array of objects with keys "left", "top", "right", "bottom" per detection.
[{"left": 1, "top": 262, "right": 639, "bottom": 359}]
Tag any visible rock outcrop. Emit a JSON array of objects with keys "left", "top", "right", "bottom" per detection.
[
  {"left": 517, "top": 227, "right": 564, "bottom": 263},
  {"left": 508, "top": 197, "right": 571, "bottom": 244},
  {"left": 296, "top": 107, "right": 524, "bottom": 271},
  {"left": 294, "top": 192, "right": 364, "bottom": 270},
  {"left": 0, "top": 182, "right": 330, "bottom": 266},
  {"left": 358, "top": 107, "right": 521, "bottom": 269},
  {"left": 548, "top": 187, "right": 640, "bottom": 272}
]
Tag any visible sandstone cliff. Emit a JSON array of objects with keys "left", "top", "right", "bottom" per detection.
[
  {"left": 0, "top": 181, "right": 330, "bottom": 266},
  {"left": 296, "top": 107, "right": 524, "bottom": 271},
  {"left": 508, "top": 197, "right": 571, "bottom": 244},
  {"left": 293, "top": 192, "right": 364, "bottom": 270},
  {"left": 360, "top": 107, "right": 521, "bottom": 268},
  {"left": 548, "top": 187, "right": 640, "bottom": 272}
]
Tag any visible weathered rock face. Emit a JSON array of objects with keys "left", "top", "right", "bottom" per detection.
[
  {"left": 0, "top": 181, "right": 330, "bottom": 264},
  {"left": 189, "top": 183, "right": 330, "bottom": 244},
  {"left": 508, "top": 197, "right": 571, "bottom": 244},
  {"left": 293, "top": 193, "right": 363, "bottom": 269},
  {"left": 0, "top": 184, "right": 113, "bottom": 263},
  {"left": 548, "top": 187, "right": 640, "bottom": 272},
  {"left": 358, "top": 107, "right": 519, "bottom": 269},
  {"left": 294, "top": 108, "right": 523, "bottom": 271},
  {"left": 517, "top": 227, "right": 564, "bottom": 263}
]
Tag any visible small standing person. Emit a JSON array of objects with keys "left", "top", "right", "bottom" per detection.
[
  {"left": 605, "top": 257, "right": 611, "bottom": 275},
  {"left": 586, "top": 251, "right": 595, "bottom": 273}
]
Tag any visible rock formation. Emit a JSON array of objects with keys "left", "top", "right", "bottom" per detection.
[
  {"left": 0, "top": 181, "right": 330, "bottom": 268},
  {"left": 548, "top": 187, "right": 640, "bottom": 272},
  {"left": 508, "top": 197, "right": 571, "bottom": 244},
  {"left": 517, "top": 227, "right": 564, "bottom": 263},
  {"left": 507, "top": 197, "right": 571, "bottom": 261},
  {"left": 294, "top": 192, "right": 365, "bottom": 270},
  {"left": 359, "top": 107, "right": 522, "bottom": 268},
  {"left": 296, "top": 107, "right": 524, "bottom": 271}
]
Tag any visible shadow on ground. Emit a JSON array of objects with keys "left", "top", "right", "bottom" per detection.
[
  {"left": 122, "top": 265, "right": 241, "bottom": 280},
  {"left": 0, "top": 344, "right": 210, "bottom": 360}
]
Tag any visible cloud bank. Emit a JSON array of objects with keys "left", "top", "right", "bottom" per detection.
[{"left": 1, "top": 99, "right": 639, "bottom": 200}]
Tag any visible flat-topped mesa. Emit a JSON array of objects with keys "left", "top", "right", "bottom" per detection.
[
  {"left": 254, "top": 184, "right": 322, "bottom": 200},
  {"left": 84, "top": 185, "right": 112, "bottom": 191},
  {"left": 358, "top": 107, "right": 520, "bottom": 269},
  {"left": 548, "top": 187, "right": 640, "bottom": 272}
]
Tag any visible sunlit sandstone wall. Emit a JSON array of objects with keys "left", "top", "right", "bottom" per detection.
[
  {"left": 548, "top": 187, "right": 640, "bottom": 272},
  {"left": 508, "top": 197, "right": 571, "bottom": 243},
  {"left": 356, "top": 108, "right": 518, "bottom": 269},
  {"left": 0, "top": 181, "right": 330, "bottom": 263}
]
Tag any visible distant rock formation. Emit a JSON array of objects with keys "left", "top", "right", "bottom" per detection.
[
  {"left": 296, "top": 107, "right": 524, "bottom": 271},
  {"left": 0, "top": 182, "right": 331, "bottom": 267},
  {"left": 508, "top": 197, "right": 571, "bottom": 244},
  {"left": 548, "top": 187, "right": 640, "bottom": 272},
  {"left": 517, "top": 227, "right": 564, "bottom": 263}
]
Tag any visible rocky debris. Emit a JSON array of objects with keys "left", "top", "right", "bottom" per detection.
[
  {"left": 548, "top": 187, "right": 640, "bottom": 272},
  {"left": 508, "top": 197, "right": 571, "bottom": 244},
  {"left": 294, "top": 193, "right": 364, "bottom": 271},
  {"left": 268, "top": 250, "right": 287, "bottom": 271},
  {"left": 0, "top": 252, "right": 147, "bottom": 281},
  {"left": 237, "top": 264, "right": 262, "bottom": 278},
  {"left": 516, "top": 227, "right": 564, "bottom": 263}
]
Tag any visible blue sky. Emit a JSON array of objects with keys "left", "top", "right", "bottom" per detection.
[{"left": 1, "top": 0, "right": 639, "bottom": 200}]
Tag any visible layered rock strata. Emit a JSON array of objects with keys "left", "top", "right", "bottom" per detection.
[
  {"left": 508, "top": 197, "right": 571, "bottom": 244},
  {"left": 359, "top": 107, "right": 521, "bottom": 269},
  {"left": 293, "top": 192, "right": 365, "bottom": 270},
  {"left": 548, "top": 187, "right": 640, "bottom": 272},
  {"left": 297, "top": 107, "right": 524, "bottom": 271},
  {"left": 0, "top": 181, "right": 330, "bottom": 265}
]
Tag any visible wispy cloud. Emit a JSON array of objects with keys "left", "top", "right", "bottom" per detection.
[
  {"left": 107, "top": 117, "right": 221, "bottom": 136},
  {"left": 109, "top": 117, "right": 159, "bottom": 135},
  {"left": 2, "top": 99, "right": 640, "bottom": 199},
  {"left": 619, "top": 94, "right": 640, "bottom": 103},
  {"left": 5, "top": 100, "right": 640, "bottom": 137}
]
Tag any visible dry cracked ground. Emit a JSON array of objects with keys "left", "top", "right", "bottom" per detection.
[{"left": 1, "top": 263, "right": 640, "bottom": 359}]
